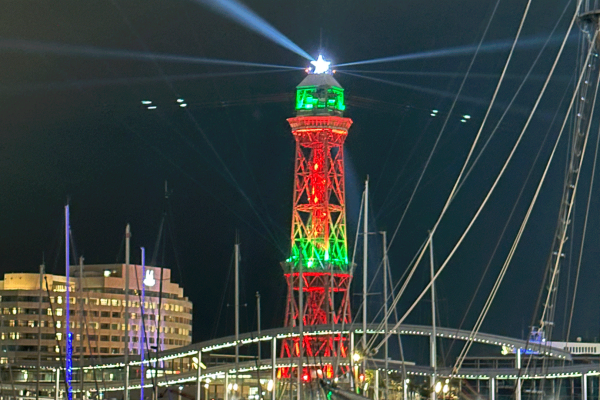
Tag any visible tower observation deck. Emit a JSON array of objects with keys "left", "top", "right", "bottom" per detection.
[{"left": 281, "top": 57, "right": 353, "bottom": 378}]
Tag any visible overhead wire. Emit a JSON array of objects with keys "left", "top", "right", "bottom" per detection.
[
  {"left": 368, "top": 0, "right": 581, "bottom": 355},
  {"left": 443, "top": 69, "right": 575, "bottom": 362},
  {"left": 360, "top": 0, "right": 508, "bottom": 350},
  {"left": 110, "top": 0, "right": 286, "bottom": 255}
]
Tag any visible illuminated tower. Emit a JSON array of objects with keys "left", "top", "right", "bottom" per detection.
[{"left": 281, "top": 56, "right": 353, "bottom": 371}]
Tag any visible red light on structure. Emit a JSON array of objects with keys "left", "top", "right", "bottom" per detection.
[
  {"left": 359, "top": 374, "right": 365, "bottom": 383},
  {"left": 302, "top": 373, "right": 310, "bottom": 383}
]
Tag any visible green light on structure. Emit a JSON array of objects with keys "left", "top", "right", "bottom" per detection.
[{"left": 295, "top": 86, "right": 345, "bottom": 113}]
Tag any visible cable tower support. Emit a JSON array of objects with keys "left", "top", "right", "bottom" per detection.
[
  {"left": 536, "top": 6, "right": 600, "bottom": 342},
  {"left": 281, "top": 56, "right": 353, "bottom": 380}
]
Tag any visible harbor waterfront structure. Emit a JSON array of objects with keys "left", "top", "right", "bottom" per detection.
[
  {"left": 281, "top": 59, "right": 352, "bottom": 374},
  {"left": 0, "top": 264, "right": 192, "bottom": 363}
]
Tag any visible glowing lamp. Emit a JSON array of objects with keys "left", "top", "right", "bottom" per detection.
[{"left": 310, "top": 55, "right": 331, "bottom": 74}]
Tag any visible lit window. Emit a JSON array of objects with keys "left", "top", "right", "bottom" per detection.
[
  {"left": 111, "top": 299, "right": 120, "bottom": 307},
  {"left": 55, "top": 309, "right": 63, "bottom": 316},
  {"left": 70, "top": 297, "right": 76, "bottom": 304},
  {"left": 56, "top": 333, "right": 62, "bottom": 341},
  {"left": 55, "top": 346, "right": 60, "bottom": 353},
  {"left": 47, "top": 308, "right": 52, "bottom": 316},
  {"left": 100, "top": 299, "right": 109, "bottom": 306},
  {"left": 11, "top": 308, "right": 16, "bottom": 315},
  {"left": 57, "top": 296, "right": 63, "bottom": 304},
  {"left": 56, "top": 321, "right": 62, "bottom": 328},
  {"left": 28, "top": 321, "right": 35, "bottom": 328},
  {"left": 8, "top": 320, "right": 15, "bottom": 327}
]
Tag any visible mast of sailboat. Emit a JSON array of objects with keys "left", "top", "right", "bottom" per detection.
[
  {"left": 381, "top": 232, "right": 388, "bottom": 400},
  {"left": 79, "top": 256, "right": 84, "bottom": 400},
  {"left": 65, "top": 205, "right": 73, "bottom": 400},
  {"left": 429, "top": 232, "right": 436, "bottom": 400},
  {"left": 124, "top": 224, "right": 131, "bottom": 400},
  {"left": 235, "top": 239, "right": 240, "bottom": 387},
  {"left": 362, "top": 177, "right": 369, "bottom": 374},
  {"left": 141, "top": 247, "right": 146, "bottom": 400},
  {"left": 36, "top": 260, "right": 44, "bottom": 400}
]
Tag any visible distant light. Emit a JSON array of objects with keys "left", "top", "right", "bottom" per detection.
[
  {"left": 176, "top": 98, "right": 184, "bottom": 103},
  {"left": 310, "top": 54, "right": 331, "bottom": 74},
  {"left": 204, "top": 383, "right": 209, "bottom": 389},
  {"left": 460, "top": 119, "right": 467, "bottom": 123},
  {"left": 353, "top": 353, "right": 361, "bottom": 362},
  {"left": 233, "top": 383, "right": 239, "bottom": 391},
  {"left": 267, "top": 380, "right": 274, "bottom": 392},
  {"left": 178, "top": 386, "right": 184, "bottom": 391},
  {"left": 180, "top": 103, "right": 187, "bottom": 108},
  {"left": 432, "top": 109, "right": 438, "bottom": 113},
  {"left": 147, "top": 106, "right": 157, "bottom": 110},
  {"left": 430, "top": 113, "right": 436, "bottom": 117},
  {"left": 103, "top": 270, "right": 111, "bottom": 277},
  {"left": 463, "top": 114, "right": 471, "bottom": 119},
  {"left": 141, "top": 100, "right": 152, "bottom": 105}
]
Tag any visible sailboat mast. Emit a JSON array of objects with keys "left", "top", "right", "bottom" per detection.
[
  {"left": 429, "top": 232, "right": 436, "bottom": 400},
  {"left": 65, "top": 205, "right": 73, "bottom": 400},
  {"left": 124, "top": 224, "right": 131, "bottom": 400},
  {"left": 362, "top": 177, "right": 369, "bottom": 372},
  {"left": 235, "top": 241, "right": 240, "bottom": 384}
]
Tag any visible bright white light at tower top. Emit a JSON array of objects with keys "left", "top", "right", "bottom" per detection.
[{"left": 310, "top": 55, "right": 331, "bottom": 74}]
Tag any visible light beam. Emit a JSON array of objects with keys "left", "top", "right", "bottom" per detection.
[
  {"left": 335, "top": 34, "right": 575, "bottom": 67},
  {"left": 195, "top": 0, "right": 313, "bottom": 61},
  {"left": 0, "top": 39, "right": 302, "bottom": 69}
]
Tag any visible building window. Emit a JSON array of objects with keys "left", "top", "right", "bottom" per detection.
[
  {"left": 57, "top": 296, "right": 63, "bottom": 305},
  {"left": 100, "top": 347, "right": 109, "bottom": 354},
  {"left": 111, "top": 299, "right": 120, "bottom": 307},
  {"left": 100, "top": 323, "right": 110, "bottom": 329},
  {"left": 111, "top": 336, "right": 120, "bottom": 342},
  {"left": 56, "top": 333, "right": 62, "bottom": 341},
  {"left": 27, "top": 320, "right": 35, "bottom": 328},
  {"left": 100, "top": 299, "right": 109, "bottom": 306},
  {"left": 101, "top": 312, "right": 110, "bottom": 318},
  {"left": 100, "top": 336, "right": 109, "bottom": 342},
  {"left": 111, "top": 348, "right": 119, "bottom": 354},
  {"left": 111, "top": 324, "right": 118, "bottom": 330},
  {"left": 112, "top": 312, "right": 120, "bottom": 318},
  {"left": 55, "top": 309, "right": 63, "bottom": 316}
]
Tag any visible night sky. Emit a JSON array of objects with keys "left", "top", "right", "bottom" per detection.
[{"left": 2, "top": 0, "right": 599, "bottom": 360}]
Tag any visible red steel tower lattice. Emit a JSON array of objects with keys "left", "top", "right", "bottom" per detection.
[{"left": 281, "top": 61, "right": 353, "bottom": 377}]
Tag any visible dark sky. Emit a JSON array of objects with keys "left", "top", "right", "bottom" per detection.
[{"left": 1, "top": 0, "right": 598, "bottom": 358}]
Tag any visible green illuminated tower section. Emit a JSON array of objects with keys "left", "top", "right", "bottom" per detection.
[{"left": 281, "top": 68, "right": 353, "bottom": 364}]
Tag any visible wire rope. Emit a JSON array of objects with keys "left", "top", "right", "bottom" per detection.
[{"left": 369, "top": 3, "right": 584, "bottom": 355}]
